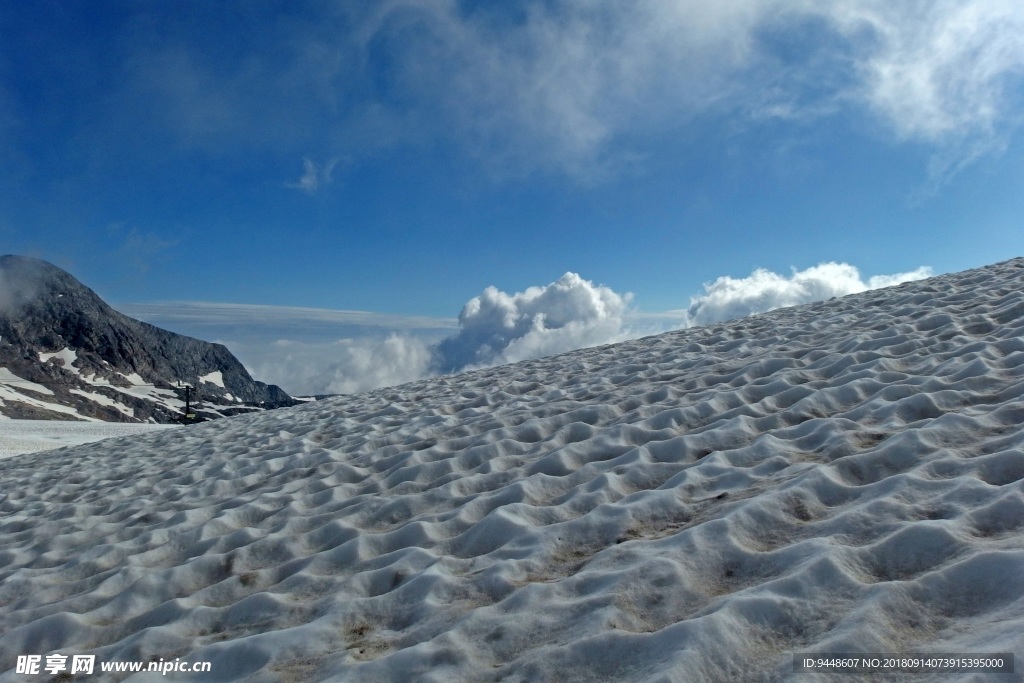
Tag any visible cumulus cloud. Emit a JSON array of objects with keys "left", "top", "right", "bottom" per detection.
[
  {"left": 686, "top": 262, "right": 933, "bottom": 326},
  {"left": 433, "top": 273, "right": 632, "bottom": 372},
  {"left": 865, "top": 267, "right": 935, "bottom": 290}
]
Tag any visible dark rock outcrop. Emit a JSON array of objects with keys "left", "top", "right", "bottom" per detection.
[{"left": 0, "top": 255, "right": 296, "bottom": 422}]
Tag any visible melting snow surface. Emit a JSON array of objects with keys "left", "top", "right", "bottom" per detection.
[{"left": 1, "top": 259, "right": 1024, "bottom": 681}]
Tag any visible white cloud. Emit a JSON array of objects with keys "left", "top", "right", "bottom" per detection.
[
  {"left": 866, "top": 266, "right": 934, "bottom": 290},
  {"left": 829, "top": 1, "right": 1024, "bottom": 143},
  {"left": 115, "top": 301, "right": 455, "bottom": 396},
  {"left": 324, "top": 335, "right": 434, "bottom": 395},
  {"left": 0, "top": 269, "right": 20, "bottom": 314},
  {"left": 804, "top": 1, "right": 1024, "bottom": 186},
  {"left": 286, "top": 157, "right": 341, "bottom": 194},
  {"left": 686, "top": 262, "right": 933, "bottom": 326},
  {"left": 433, "top": 272, "right": 632, "bottom": 372},
  {"left": 361, "top": 1, "right": 771, "bottom": 178},
  {"left": 354, "top": 0, "right": 1024, "bottom": 179}
]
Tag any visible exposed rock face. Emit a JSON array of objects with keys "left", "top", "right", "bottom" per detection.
[{"left": 0, "top": 255, "right": 296, "bottom": 423}]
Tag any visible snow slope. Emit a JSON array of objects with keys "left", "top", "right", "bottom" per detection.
[{"left": 2, "top": 258, "right": 1024, "bottom": 682}]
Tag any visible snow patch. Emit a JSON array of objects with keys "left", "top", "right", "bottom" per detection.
[
  {"left": 0, "top": 368, "right": 54, "bottom": 396},
  {"left": 0, "top": 379, "right": 96, "bottom": 420},
  {"left": 199, "top": 370, "right": 225, "bottom": 388},
  {"left": 38, "top": 347, "right": 80, "bottom": 373},
  {"left": 69, "top": 389, "right": 135, "bottom": 417}
]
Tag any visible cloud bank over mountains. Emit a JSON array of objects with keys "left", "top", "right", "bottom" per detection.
[
  {"left": 262, "top": 335, "right": 436, "bottom": 397},
  {"left": 170, "top": 263, "right": 931, "bottom": 396}
]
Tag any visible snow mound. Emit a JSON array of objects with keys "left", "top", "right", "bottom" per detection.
[{"left": 2, "top": 259, "right": 1024, "bottom": 681}]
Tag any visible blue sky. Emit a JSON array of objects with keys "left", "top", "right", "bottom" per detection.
[{"left": 3, "top": 1, "right": 1024, "bottom": 394}]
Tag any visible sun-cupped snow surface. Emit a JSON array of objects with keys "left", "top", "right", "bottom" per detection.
[{"left": 2, "top": 259, "right": 1024, "bottom": 682}]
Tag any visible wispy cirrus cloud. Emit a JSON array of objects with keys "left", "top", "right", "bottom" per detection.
[
  {"left": 805, "top": 1, "right": 1024, "bottom": 187},
  {"left": 115, "top": 301, "right": 457, "bottom": 343},
  {"left": 85, "top": 1, "right": 1024, "bottom": 184},
  {"left": 107, "top": 224, "right": 178, "bottom": 276},
  {"left": 348, "top": 0, "right": 1024, "bottom": 180},
  {"left": 286, "top": 157, "right": 342, "bottom": 194}
]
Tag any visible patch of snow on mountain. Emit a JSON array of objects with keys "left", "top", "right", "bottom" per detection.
[
  {"left": 108, "top": 383, "right": 185, "bottom": 411},
  {"left": 200, "top": 370, "right": 225, "bottom": 388},
  {"left": 38, "top": 347, "right": 80, "bottom": 373},
  {"left": 0, "top": 369, "right": 99, "bottom": 420},
  {"left": 0, "top": 368, "right": 54, "bottom": 395},
  {"left": 1, "top": 259, "right": 1023, "bottom": 682},
  {"left": 69, "top": 388, "right": 135, "bottom": 417}
]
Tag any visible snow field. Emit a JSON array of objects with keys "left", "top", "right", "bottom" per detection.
[
  {"left": 1, "top": 259, "right": 1023, "bottom": 681},
  {"left": 0, "top": 420, "right": 178, "bottom": 458}
]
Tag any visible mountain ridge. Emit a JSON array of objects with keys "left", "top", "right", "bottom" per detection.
[{"left": 0, "top": 255, "right": 295, "bottom": 422}]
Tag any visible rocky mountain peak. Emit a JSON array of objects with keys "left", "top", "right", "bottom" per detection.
[{"left": 0, "top": 255, "right": 296, "bottom": 423}]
